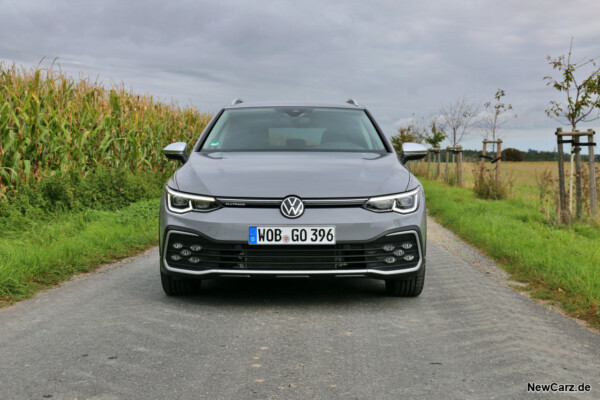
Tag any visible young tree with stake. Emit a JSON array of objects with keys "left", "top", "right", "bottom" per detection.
[
  {"left": 481, "top": 89, "right": 516, "bottom": 152},
  {"left": 424, "top": 117, "right": 447, "bottom": 179},
  {"left": 544, "top": 44, "right": 600, "bottom": 130},
  {"left": 544, "top": 39, "right": 600, "bottom": 221}
]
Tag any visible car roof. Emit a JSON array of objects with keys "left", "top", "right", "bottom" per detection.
[{"left": 223, "top": 100, "right": 366, "bottom": 110}]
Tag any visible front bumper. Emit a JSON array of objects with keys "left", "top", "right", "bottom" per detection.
[{"left": 159, "top": 191, "right": 427, "bottom": 279}]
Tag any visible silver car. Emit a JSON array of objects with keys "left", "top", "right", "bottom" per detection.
[{"left": 159, "top": 100, "right": 427, "bottom": 296}]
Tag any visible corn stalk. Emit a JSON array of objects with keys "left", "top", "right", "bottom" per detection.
[{"left": 0, "top": 62, "right": 212, "bottom": 197}]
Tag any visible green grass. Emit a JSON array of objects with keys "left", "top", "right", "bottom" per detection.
[
  {"left": 0, "top": 198, "right": 160, "bottom": 305},
  {"left": 422, "top": 179, "right": 600, "bottom": 328}
]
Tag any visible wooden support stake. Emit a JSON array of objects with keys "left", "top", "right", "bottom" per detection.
[
  {"left": 426, "top": 151, "right": 431, "bottom": 178},
  {"left": 573, "top": 133, "right": 583, "bottom": 220},
  {"left": 570, "top": 152, "right": 574, "bottom": 216},
  {"left": 496, "top": 140, "right": 502, "bottom": 185},
  {"left": 588, "top": 129, "right": 598, "bottom": 218},
  {"left": 480, "top": 142, "right": 487, "bottom": 181},
  {"left": 452, "top": 152, "right": 456, "bottom": 184},
  {"left": 444, "top": 149, "right": 449, "bottom": 183},
  {"left": 556, "top": 128, "right": 568, "bottom": 223},
  {"left": 457, "top": 148, "right": 463, "bottom": 187},
  {"left": 436, "top": 151, "right": 441, "bottom": 179}
]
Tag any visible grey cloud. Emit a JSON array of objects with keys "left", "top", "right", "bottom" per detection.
[{"left": 1, "top": 0, "right": 600, "bottom": 150}]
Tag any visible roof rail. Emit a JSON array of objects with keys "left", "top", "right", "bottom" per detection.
[
  {"left": 346, "top": 98, "right": 359, "bottom": 106},
  {"left": 230, "top": 98, "right": 243, "bottom": 106}
]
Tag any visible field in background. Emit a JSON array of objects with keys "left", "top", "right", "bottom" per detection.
[{"left": 419, "top": 161, "right": 569, "bottom": 195}]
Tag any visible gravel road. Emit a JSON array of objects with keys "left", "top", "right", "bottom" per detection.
[{"left": 0, "top": 217, "right": 598, "bottom": 400}]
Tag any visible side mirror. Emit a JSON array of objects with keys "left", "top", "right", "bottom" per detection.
[
  {"left": 163, "top": 142, "right": 189, "bottom": 163},
  {"left": 400, "top": 143, "right": 427, "bottom": 164}
]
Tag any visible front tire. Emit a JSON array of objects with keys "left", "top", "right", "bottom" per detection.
[
  {"left": 161, "top": 270, "right": 201, "bottom": 296},
  {"left": 385, "top": 263, "right": 425, "bottom": 297}
]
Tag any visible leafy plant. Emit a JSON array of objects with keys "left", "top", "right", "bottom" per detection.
[
  {"left": 535, "top": 169, "right": 560, "bottom": 225},
  {"left": 0, "top": 62, "right": 212, "bottom": 197},
  {"left": 544, "top": 40, "right": 600, "bottom": 129},
  {"left": 390, "top": 118, "right": 424, "bottom": 153},
  {"left": 480, "top": 89, "right": 516, "bottom": 145},
  {"left": 424, "top": 119, "right": 446, "bottom": 149},
  {"left": 472, "top": 167, "right": 511, "bottom": 200}
]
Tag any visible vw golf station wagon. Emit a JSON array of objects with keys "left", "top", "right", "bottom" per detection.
[{"left": 159, "top": 100, "right": 428, "bottom": 296}]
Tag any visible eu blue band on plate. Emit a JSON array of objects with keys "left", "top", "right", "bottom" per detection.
[{"left": 248, "top": 226, "right": 257, "bottom": 244}]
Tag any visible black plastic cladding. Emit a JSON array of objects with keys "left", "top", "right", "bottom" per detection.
[{"left": 165, "top": 231, "right": 420, "bottom": 272}]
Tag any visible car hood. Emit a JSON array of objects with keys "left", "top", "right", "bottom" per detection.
[{"left": 172, "top": 152, "right": 412, "bottom": 198}]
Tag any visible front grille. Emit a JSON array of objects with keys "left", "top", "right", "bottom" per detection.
[{"left": 164, "top": 231, "right": 420, "bottom": 272}]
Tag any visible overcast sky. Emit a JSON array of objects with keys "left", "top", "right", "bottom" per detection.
[{"left": 2, "top": 0, "right": 600, "bottom": 150}]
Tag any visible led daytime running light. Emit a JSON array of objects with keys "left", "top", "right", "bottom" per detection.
[
  {"left": 363, "top": 188, "right": 419, "bottom": 214},
  {"left": 166, "top": 186, "right": 220, "bottom": 214}
]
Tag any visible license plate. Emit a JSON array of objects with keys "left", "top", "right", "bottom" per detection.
[{"left": 249, "top": 226, "right": 336, "bottom": 245}]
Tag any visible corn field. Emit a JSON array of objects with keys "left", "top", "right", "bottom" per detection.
[{"left": 0, "top": 63, "right": 212, "bottom": 197}]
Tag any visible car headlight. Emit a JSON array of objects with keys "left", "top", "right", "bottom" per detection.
[
  {"left": 363, "top": 188, "right": 419, "bottom": 214},
  {"left": 166, "top": 186, "right": 221, "bottom": 213}
]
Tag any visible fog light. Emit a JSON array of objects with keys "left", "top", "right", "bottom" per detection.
[
  {"left": 394, "top": 249, "right": 405, "bottom": 257},
  {"left": 172, "top": 242, "right": 184, "bottom": 249},
  {"left": 181, "top": 249, "right": 192, "bottom": 256},
  {"left": 384, "top": 256, "right": 396, "bottom": 264},
  {"left": 190, "top": 244, "right": 202, "bottom": 252},
  {"left": 403, "top": 254, "right": 415, "bottom": 261},
  {"left": 171, "top": 254, "right": 182, "bottom": 261},
  {"left": 401, "top": 242, "right": 413, "bottom": 250},
  {"left": 382, "top": 244, "right": 395, "bottom": 252},
  {"left": 189, "top": 257, "right": 201, "bottom": 264}
]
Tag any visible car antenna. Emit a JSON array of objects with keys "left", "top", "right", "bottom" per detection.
[
  {"left": 346, "top": 98, "right": 359, "bottom": 106},
  {"left": 230, "top": 98, "right": 244, "bottom": 106}
]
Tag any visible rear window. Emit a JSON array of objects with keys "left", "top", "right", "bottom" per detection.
[{"left": 200, "top": 107, "right": 387, "bottom": 152}]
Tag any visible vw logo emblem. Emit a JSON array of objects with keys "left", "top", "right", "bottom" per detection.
[{"left": 280, "top": 196, "right": 304, "bottom": 219}]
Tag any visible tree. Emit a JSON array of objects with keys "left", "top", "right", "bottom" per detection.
[
  {"left": 502, "top": 148, "right": 523, "bottom": 162},
  {"left": 544, "top": 39, "right": 600, "bottom": 130},
  {"left": 544, "top": 39, "right": 600, "bottom": 221},
  {"left": 390, "top": 118, "right": 424, "bottom": 153},
  {"left": 424, "top": 118, "right": 446, "bottom": 149},
  {"left": 439, "top": 98, "right": 480, "bottom": 146},
  {"left": 480, "top": 89, "right": 516, "bottom": 145}
]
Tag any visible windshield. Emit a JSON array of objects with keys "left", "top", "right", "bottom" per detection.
[{"left": 200, "top": 107, "right": 388, "bottom": 152}]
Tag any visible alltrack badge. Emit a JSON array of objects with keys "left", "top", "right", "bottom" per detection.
[{"left": 280, "top": 196, "right": 304, "bottom": 218}]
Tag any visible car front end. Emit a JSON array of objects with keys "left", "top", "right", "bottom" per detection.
[{"left": 158, "top": 101, "right": 427, "bottom": 296}]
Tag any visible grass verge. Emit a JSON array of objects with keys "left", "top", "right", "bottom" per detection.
[
  {"left": 0, "top": 199, "right": 159, "bottom": 306},
  {"left": 422, "top": 179, "right": 600, "bottom": 329}
]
